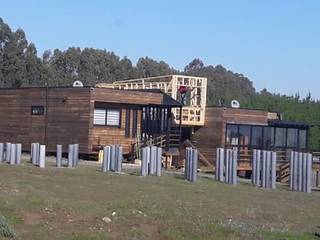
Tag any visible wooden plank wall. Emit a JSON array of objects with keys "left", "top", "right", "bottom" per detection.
[
  {"left": 0, "top": 88, "right": 91, "bottom": 154},
  {"left": 88, "top": 88, "right": 165, "bottom": 155},
  {"left": 192, "top": 107, "right": 269, "bottom": 164}
]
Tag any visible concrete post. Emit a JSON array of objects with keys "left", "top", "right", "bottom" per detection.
[
  {"left": 289, "top": 151, "right": 294, "bottom": 189},
  {"left": 225, "top": 149, "right": 230, "bottom": 184},
  {"left": 150, "top": 146, "right": 157, "bottom": 175},
  {"left": 185, "top": 147, "right": 190, "bottom": 179},
  {"left": 10, "top": 144, "right": 16, "bottom": 165},
  {"left": 293, "top": 152, "right": 299, "bottom": 191},
  {"left": 192, "top": 148, "right": 198, "bottom": 182},
  {"left": 231, "top": 149, "right": 237, "bottom": 185},
  {"left": 261, "top": 151, "right": 267, "bottom": 188},
  {"left": 56, "top": 145, "right": 62, "bottom": 167},
  {"left": 252, "top": 150, "right": 256, "bottom": 184},
  {"left": 15, "top": 143, "right": 22, "bottom": 165},
  {"left": 110, "top": 145, "right": 116, "bottom": 171},
  {"left": 0, "top": 143, "right": 4, "bottom": 163},
  {"left": 215, "top": 148, "right": 220, "bottom": 180},
  {"left": 271, "top": 151, "right": 276, "bottom": 189},
  {"left": 73, "top": 144, "right": 79, "bottom": 167},
  {"left": 298, "top": 152, "right": 303, "bottom": 192},
  {"left": 102, "top": 146, "right": 110, "bottom": 172},
  {"left": 68, "top": 144, "right": 74, "bottom": 168},
  {"left": 256, "top": 150, "right": 261, "bottom": 186},
  {"left": 39, "top": 145, "right": 46, "bottom": 168},
  {"left": 188, "top": 148, "right": 193, "bottom": 181},
  {"left": 219, "top": 148, "right": 224, "bottom": 182},
  {"left": 302, "top": 153, "right": 307, "bottom": 192},
  {"left": 5, "top": 142, "right": 11, "bottom": 163},
  {"left": 116, "top": 146, "right": 123, "bottom": 172},
  {"left": 306, "top": 153, "right": 312, "bottom": 193},
  {"left": 141, "top": 147, "right": 148, "bottom": 176},
  {"left": 266, "top": 151, "right": 271, "bottom": 188},
  {"left": 156, "top": 147, "right": 162, "bottom": 177}
]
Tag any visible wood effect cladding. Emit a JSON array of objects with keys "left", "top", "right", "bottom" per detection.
[
  {"left": 0, "top": 87, "right": 155, "bottom": 155},
  {"left": 192, "top": 107, "right": 269, "bottom": 163}
]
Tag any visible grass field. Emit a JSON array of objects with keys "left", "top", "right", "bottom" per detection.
[{"left": 0, "top": 156, "right": 320, "bottom": 240}]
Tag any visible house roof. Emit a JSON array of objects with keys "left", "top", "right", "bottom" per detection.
[{"left": 268, "top": 119, "right": 314, "bottom": 129}]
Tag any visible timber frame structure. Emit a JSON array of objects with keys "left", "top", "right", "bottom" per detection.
[{"left": 96, "top": 75, "right": 207, "bottom": 127}]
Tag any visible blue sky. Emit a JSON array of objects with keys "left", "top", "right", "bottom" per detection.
[{"left": 1, "top": 0, "right": 319, "bottom": 98}]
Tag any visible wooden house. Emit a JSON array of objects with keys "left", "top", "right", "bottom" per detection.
[
  {"left": 192, "top": 106, "right": 313, "bottom": 169},
  {"left": 0, "top": 87, "right": 182, "bottom": 156}
]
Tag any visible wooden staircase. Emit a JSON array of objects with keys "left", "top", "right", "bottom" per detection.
[{"left": 169, "top": 126, "right": 181, "bottom": 148}]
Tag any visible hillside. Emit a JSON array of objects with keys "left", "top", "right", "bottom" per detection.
[{"left": 0, "top": 17, "right": 319, "bottom": 149}]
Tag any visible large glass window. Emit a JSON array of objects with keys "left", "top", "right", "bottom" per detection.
[
  {"left": 226, "top": 125, "right": 238, "bottom": 145},
  {"left": 263, "top": 127, "right": 274, "bottom": 148},
  {"left": 275, "top": 128, "right": 286, "bottom": 147},
  {"left": 287, "top": 128, "right": 298, "bottom": 148},
  {"left": 239, "top": 126, "right": 251, "bottom": 146},
  {"left": 299, "top": 130, "right": 307, "bottom": 149},
  {"left": 251, "top": 126, "right": 263, "bottom": 146}
]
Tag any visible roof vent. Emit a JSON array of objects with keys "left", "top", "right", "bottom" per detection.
[
  {"left": 73, "top": 80, "right": 84, "bottom": 87},
  {"left": 230, "top": 100, "right": 240, "bottom": 108}
]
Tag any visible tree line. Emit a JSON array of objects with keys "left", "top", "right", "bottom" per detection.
[{"left": 0, "top": 18, "right": 319, "bottom": 150}]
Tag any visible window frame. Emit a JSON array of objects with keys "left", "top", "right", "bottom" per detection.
[
  {"left": 31, "top": 106, "right": 45, "bottom": 115},
  {"left": 93, "top": 107, "right": 122, "bottom": 128}
]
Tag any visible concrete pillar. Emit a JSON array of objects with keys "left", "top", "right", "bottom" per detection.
[
  {"left": 231, "top": 149, "right": 237, "bottom": 185},
  {"left": 116, "top": 146, "right": 123, "bottom": 172},
  {"left": 266, "top": 151, "right": 271, "bottom": 188},
  {"left": 5, "top": 142, "right": 11, "bottom": 163},
  {"left": 110, "top": 145, "right": 116, "bottom": 171},
  {"left": 56, "top": 145, "right": 62, "bottom": 167},
  {"left": 271, "top": 151, "right": 276, "bottom": 189},
  {"left": 215, "top": 148, "right": 219, "bottom": 180},
  {"left": 15, "top": 143, "right": 22, "bottom": 165},
  {"left": 73, "top": 144, "right": 79, "bottom": 167},
  {"left": 191, "top": 148, "right": 198, "bottom": 182},
  {"left": 188, "top": 148, "right": 193, "bottom": 181},
  {"left": 306, "top": 153, "right": 312, "bottom": 193},
  {"left": 225, "top": 149, "right": 230, "bottom": 184},
  {"left": 219, "top": 148, "right": 224, "bottom": 182},
  {"left": 252, "top": 149, "right": 256, "bottom": 184},
  {"left": 289, "top": 151, "right": 294, "bottom": 189},
  {"left": 293, "top": 151, "right": 299, "bottom": 191},
  {"left": 261, "top": 151, "right": 267, "bottom": 188},
  {"left": 156, "top": 147, "right": 162, "bottom": 177},
  {"left": 302, "top": 153, "right": 307, "bottom": 192},
  {"left": 9, "top": 144, "right": 16, "bottom": 165},
  {"left": 256, "top": 150, "right": 261, "bottom": 186},
  {"left": 150, "top": 146, "right": 157, "bottom": 175},
  {"left": 141, "top": 147, "right": 148, "bottom": 176},
  {"left": 39, "top": 145, "right": 46, "bottom": 168},
  {"left": 0, "top": 143, "right": 4, "bottom": 163},
  {"left": 102, "top": 146, "right": 110, "bottom": 172},
  {"left": 298, "top": 152, "right": 303, "bottom": 192},
  {"left": 68, "top": 144, "right": 74, "bottom": 168},
  {"left": 185, "top": 147, "right": 190, "bottom": 180}
]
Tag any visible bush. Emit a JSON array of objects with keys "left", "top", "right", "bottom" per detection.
[{"left": 0, "top": 214, "right": 15, "bottom": 238}]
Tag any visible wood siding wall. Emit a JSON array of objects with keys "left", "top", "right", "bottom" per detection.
[
  {"left": 0, "top": 88, "right": 91, "bottom": 153},
  {"left": 192, "top": 107, "right": 269, "bottom": 163}
]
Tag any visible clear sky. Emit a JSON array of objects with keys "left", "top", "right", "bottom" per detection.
[{"left": 1, "top": 0, "right": 319, "bottom": 98}]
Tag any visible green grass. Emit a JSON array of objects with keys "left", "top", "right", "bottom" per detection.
[{"left": 0, "top": 159, "right": 320, "bottom": 240}]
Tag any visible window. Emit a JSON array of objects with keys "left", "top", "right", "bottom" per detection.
[
  {"left": 263, "top": 127, "right": 274, "bottom": 148},
  {"left": 239, "top": 126, "right": 250, "bottom": 146},
  {"left": 275, "top": 128, "right": 286, "bottom": 147},
  {"left": 226, "top": 124, "right": 238, "bottom": 145},
  {"left": 125, "top": 109, "right": 131, "bottom": 137},
  {"left": 251, "top": 126, "right": 263, "bottom": 146},
  {"left": 299, "top": 130, "right": 307, "bottom": 149},
  {"left": 31, "top": 106, "right": 44, "bottom": 115},
  {"left": 287, "top": 128, "right": 298, "bottom": 148},
  {"left": 94, "top": 108, "right": 121, "bottom": 127}
]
